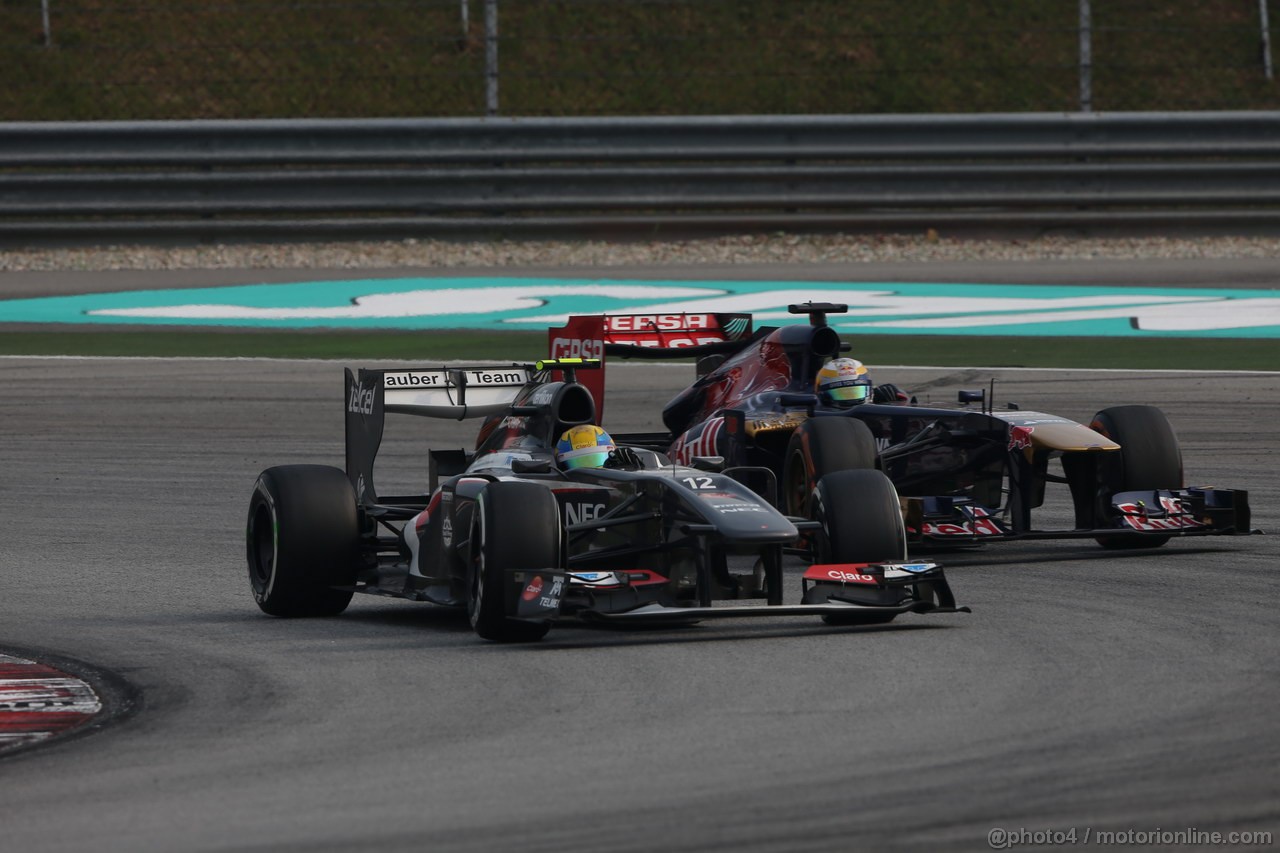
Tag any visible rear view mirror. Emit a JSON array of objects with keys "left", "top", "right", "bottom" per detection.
[{"left": 691, "top": 456, "right": 725, "bottom": 472}]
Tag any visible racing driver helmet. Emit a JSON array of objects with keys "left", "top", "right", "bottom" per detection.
[
  {"left": 815, "top": 358, "right": 873, "bottom": 407},
  {"left": 556, "top": 424, "right": 617, "bottom": 469}
]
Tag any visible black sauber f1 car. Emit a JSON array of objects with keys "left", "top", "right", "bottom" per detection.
[
  {"left": 246, "top": 359, "right": 966, "bottom": 642},
  {"left": 547, "top": 305, "right": 1256, "bottom": 551}
]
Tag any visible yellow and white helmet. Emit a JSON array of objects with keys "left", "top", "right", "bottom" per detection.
[
  {"left": 815, "top": 358, "right": 873, "bottom": 407},
  {"left": 555, "top": 424, "right": 617, "bottom": 469}
]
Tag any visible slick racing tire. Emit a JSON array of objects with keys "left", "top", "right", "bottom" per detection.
[
  {"left": 812, "top": 469, "right": 908, "bottom": 626},
  {"left": 1090, "top": 405, "right": 1184, "bottom": 550},
  {"left": 813, "top": 468, "right": 907, "bottom": 566},
  {"left": 467, "top": 482, "right": 560, "bottom": 643},
  {"left": 247, "top": 465, "right": 358, "bottom": 617},
  {"left": 783, "top": 417, "right": 878, "bottom": 518}
]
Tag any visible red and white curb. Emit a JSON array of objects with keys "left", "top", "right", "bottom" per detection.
[{"left": 0, "top": 653, "right": 102, "bottom": 752}]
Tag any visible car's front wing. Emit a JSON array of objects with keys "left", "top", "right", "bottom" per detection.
[
  {"left": 905, "top": 487, "right": 1257, "bottom": 545},
  {"left": 574, "top": 561, "right": 968, "bottom": 625}
]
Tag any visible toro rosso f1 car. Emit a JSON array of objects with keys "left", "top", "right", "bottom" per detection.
[
  {"left": 246, "top": 359, "right": 967, "bottom": 642},
  {"left": 547, "top": 305, "right": 1255, "bottom": 551}
]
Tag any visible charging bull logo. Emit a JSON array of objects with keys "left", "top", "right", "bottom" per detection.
[
  {"left": 922, "top": 505, "right": 1006, "bottom": 537},
  {"left": 1008, "top": 425, "right": 1035, "bottom": 453},
  {"left": 1117, "top": 496, "right": 1203, "bottom": 531}
]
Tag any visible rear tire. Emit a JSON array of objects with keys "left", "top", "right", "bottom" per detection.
[
  {"left": 783, "top": 417, "right": 878, "bottom": 517},
  {"left": 467, "top": 482, "right": 560, "bottom": 642},
  {"left": 1090, "top": 405, "right": 1184, "bottom": 549},
  {"left": 247, "top": 465, "right": 358, "bottom": 617}
]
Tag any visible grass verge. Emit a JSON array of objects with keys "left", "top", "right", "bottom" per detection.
[{"left": 1, "top": 329, "right": 1275, "bottom": 371}]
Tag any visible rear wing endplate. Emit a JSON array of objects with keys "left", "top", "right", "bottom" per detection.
[{"left": 344, "top": 364, "right": 534, "bottom": 503}]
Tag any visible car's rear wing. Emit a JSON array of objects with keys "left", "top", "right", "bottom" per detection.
[
  {"left": 344, "top": 364, "right": 533, "bottom": 503},
  {"left": 547, "top": 312, "right": 755, "bottom": 420}
]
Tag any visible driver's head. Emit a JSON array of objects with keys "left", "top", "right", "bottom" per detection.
[
  {"left": 555, "top": 424, "right": 617, "bottom": 469},
  {"left": 815, "top": 358, "right": 873, "bottom": 407}
]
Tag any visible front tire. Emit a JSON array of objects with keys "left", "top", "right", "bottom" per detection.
[
  {"left": 1090, "top": 405, "right": 1184, "bottom": 549},
  {"left": 783, "top": 417, "right": 878, "bottom": 517},
  {"left": 467, "top": 482, "right": 561, "bottom": 642},
  {"left": 811, "top": 469, "right": 908, "bottom": 625},
  {"left": 246, "top": 465, "right": 358, "bottom": 617},
  {"left": 812, "top": 469, "right": 907, "bottom": 565}
]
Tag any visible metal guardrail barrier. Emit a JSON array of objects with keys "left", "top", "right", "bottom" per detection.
[{"left": 2, "top": 112, "right": 1280, "bottom": 242}]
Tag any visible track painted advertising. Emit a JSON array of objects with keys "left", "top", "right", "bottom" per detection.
[
  {"left": 2, "top": 277, "right": 1278, "bottom": 336},
  {"left": 0, "top": 654, "right": 102, "bottom": 753}
]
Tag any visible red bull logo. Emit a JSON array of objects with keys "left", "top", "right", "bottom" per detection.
[
  {"left": 1008, "top": 425, "right": 1035, "bottom": 452},
  {"left": 1117, "top": 496, "right": 1203, "bottom": 531}
]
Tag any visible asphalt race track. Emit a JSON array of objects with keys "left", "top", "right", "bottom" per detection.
[{"left": 0, "top": 356, "right": 1277, "bottom": 852}]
